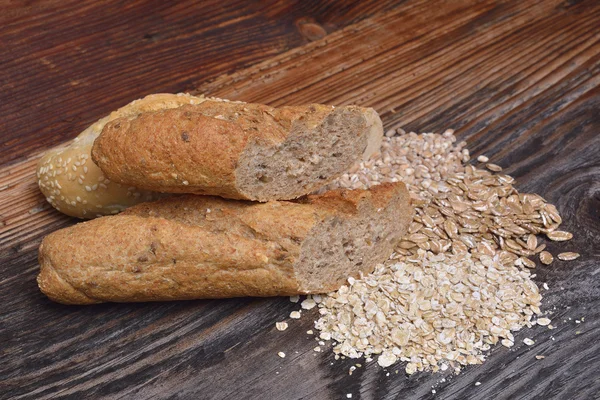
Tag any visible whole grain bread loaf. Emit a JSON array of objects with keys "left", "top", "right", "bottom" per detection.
[
  {"left": 91, "top": 100, "right": 383, "bottom": 201},
  {"left": 37, "top": 182, "right": 412, "bottom": 304}
]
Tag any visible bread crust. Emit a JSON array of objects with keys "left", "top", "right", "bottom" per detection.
[
  {"left": 37, "top": 93, "right": 206, "bottom": 218},
  {"left": 92, "top": 101, "right": 382, "bottom": 200},
  {"left": 37, "top": 183, "right": 412, "bottom": 304}
]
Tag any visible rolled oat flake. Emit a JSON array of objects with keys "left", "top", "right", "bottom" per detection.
[{"left": 311, "top": 129, "right": 575, "bottom": 374}]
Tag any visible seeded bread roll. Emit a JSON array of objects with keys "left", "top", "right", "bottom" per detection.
[
  {"left": 37, "top": 93, "right": 208, "bottom": 218},
  {"left": 37, "top": 182, "right": 412, "bottom": 304},
  {"left": 92, "top": 101, "right": 383, "bottom": 201}
]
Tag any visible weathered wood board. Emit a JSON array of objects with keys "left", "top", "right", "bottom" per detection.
[{"left": 1, "top": 1, "right": 599, "bottom": 399}]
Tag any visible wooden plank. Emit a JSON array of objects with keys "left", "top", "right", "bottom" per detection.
[
  {"left": 0, "top": 0, "right": 397, "bottom": 165},
  {"left": 1, "top": 0, "right": 599, "bottom": 399}
]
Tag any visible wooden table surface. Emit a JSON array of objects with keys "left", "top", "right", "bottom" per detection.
[{"left": 1, "top": 1, "right": 599, "bottom": 399}]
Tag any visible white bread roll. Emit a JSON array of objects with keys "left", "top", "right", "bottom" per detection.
[{"left": 37, "top": 93, "right": 206, "bottom": 218}]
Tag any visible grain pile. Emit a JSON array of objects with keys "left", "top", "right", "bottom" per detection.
[{"left": 308, "top": 128, "right": 577, "bottom": 374}]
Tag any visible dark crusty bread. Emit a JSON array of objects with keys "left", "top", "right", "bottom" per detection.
[
  {"left": 37, "top": 183, "right": 412, "bottom": 304},
  {"left": 91, "top": 100, "right": 383, "bottom": 201}
]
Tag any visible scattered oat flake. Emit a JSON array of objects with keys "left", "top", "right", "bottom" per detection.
[
  {"left": 346, "top": 394, "right": 353, "bottom": 399},
  {"left": 477, "top": 155, "right": 489, "bottom": 163},
  {"left": 475, "top": 382, "right": 481, "bottom": 386},
  {"left": 536, "top": 318, "right": 551, "bottom": 326},
  {"left": 543, "top": 283, "right": 549, "bottom": 290},
  {"left": 377, "top": 352, "right": 397, "bottom": 368},
  {"left": 405, "top": 362, "right": 417, "bottom": 375},
  {"left": 523, "top": 338, "right": 535, "bottom": 346},
  {"left": 535, "top": 355, "right": 545, "bottom": 360},
  {"left": 546, "top": 231, "right": 573, "bottom": 242},
  {"left": 520, "top": 257, "right": 536, "bottom": 269},
  {"left": 307, "top": 330, "right": 314, "bottom": 335},
  {"left": 540, "top": 251, "right": 554, "bottom": 265},
  {"left": 289, "top": 295, "right": 300, "bottom": 303},
  {"left": 314, "top": 346, "right": 321, "bottom": 352},
  {"left": 486, "top": 163, "right": 502, "bottom": 172},
  {"left": 301, "top": 298, "right": 317, "bottom": 310},
  {"left": 277, "top": 352, "right": 286, "bottom": 358},
  {"left": 310, "top": 129, "right": 575, "bottom": 376},
  {"left": 275, "top": 322, "right": 288, "bottom": 331},
  {"left": 557, "top": 252, "right": 580, "bottom": 261},
  {"left": 290, "top": 311, "right": 301, "bottom": 319}
]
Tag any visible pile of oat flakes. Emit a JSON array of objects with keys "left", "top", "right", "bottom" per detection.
[{"left": 279, "top": 128, "right": 579, "bottom": 375}]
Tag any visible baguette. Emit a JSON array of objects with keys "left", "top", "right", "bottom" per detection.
[
  {"left": 91, "top": 101, "right": 383, "bottom": 201},
  {"left": 37, "top": 93, "right": 207, "bottom": 218},
  {"left": 37, "top": 182, "right": 412, "bottom": 304}
]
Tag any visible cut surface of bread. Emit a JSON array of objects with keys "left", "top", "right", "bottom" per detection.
[
  {"left": 37, "top": 183, "right": 412, "bottom": 304},
  {"left": 92, "top": 101, "right": 383, "bottom": 201}
]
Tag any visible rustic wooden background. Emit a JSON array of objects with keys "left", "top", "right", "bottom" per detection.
[{"left": 1, "top": 0, "right": 599, "bottom": 399}]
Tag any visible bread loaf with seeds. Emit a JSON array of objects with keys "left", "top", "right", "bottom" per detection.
[
  {"left": 37, "top": 182, "right": 412, "bottom": 304},
  {"left": 92, "top": 100, "right": 383, "bottom": 201},
  {"left": 37, "top": 93, "right": 207, "bottom": 218}
]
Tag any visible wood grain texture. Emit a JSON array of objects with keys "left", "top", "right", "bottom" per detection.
[
  {"left": 0, "top": 0, "right": 396, "bottom": 165},
  {"left": 1, "top": 0, "right": 600, "bottom": 399}
]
